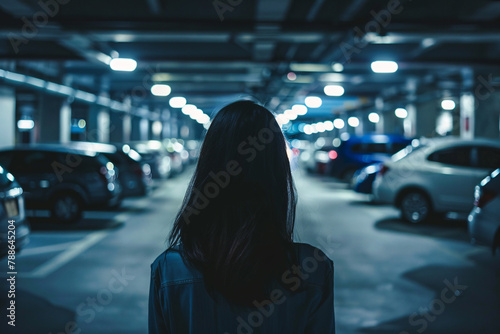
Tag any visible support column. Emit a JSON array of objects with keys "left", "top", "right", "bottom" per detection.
[
  {"left": 0, "top": 87, "right": 16, "bottom": 146},
  {"left": 37, "top": 94, "right": 71, "bottom": 143},
  {"left": 474, "top": 72, "right": 500, "bottom": 139},
  {"left": 109, "top": 113, "right": 132, "bottom": 143},
  {"left": 375, "top": 98, "right": 384, "bottom": 134},
  {"left": 87, "top": 105, "right": 110, "bottom": 143},
  {"left": 414, "top": 98, "right": 440, "bottom": 137}
]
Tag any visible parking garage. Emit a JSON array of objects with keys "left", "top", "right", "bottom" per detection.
[{"left": 1, "top": 0, "right": 500, "bottom": 333}]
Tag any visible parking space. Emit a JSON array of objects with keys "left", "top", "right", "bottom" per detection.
[{"left": 1, "top": 168, "right": 499, "bottom": 334}]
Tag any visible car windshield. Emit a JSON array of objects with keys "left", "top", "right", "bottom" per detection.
[{"left": 391, "top": 139, "right": 427, "bottom": 162}]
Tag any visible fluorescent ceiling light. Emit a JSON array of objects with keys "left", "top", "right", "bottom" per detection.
[
  {"left": 169, "top": 97, "right": 187, "bottom": 108},
  {"left": 371, "top": 61, "right": 398, "bottom": 73},
  {"left": 441, "top": 99, "right": 456, "bottom": 110},
  {"left": 324, "top": 85, "right": 345, "bottom": 97},
  {"left": 305, "top": 96, "right": 322, "bottom": 108},
  {"left": 395, "top": 108, "right": 408, "bottom": 118},
  {"left": 368, "top": 112, "right": 380, "bottom": 123},
  {"left": 151, "top": 84, "right": 171, "bottom": 97},
  {"left": 110, "top": 58, "right": 137, "bottom": 72}
]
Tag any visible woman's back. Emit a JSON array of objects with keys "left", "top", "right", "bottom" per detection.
[
  {"left": 149, "top": 101, "right": 335, "bottom": 333},
  {"left": 149, "top": 242, "right": 334, "bottom": 334}
]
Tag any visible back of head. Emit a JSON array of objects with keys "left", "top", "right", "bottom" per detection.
[{"left": 169, "top": 100, "right": 297, "bottom": 306}]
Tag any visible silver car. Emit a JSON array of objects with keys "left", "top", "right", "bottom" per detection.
[
  {"left": 373, "top": 137, "right": 500, "bottom": 223},
  {"left": 468, "top": 169, "right": 500, "bottom": 253}
]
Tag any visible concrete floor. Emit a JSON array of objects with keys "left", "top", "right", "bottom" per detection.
[{"left": 1, "top": 168, "right": 499, "bottom": 334}]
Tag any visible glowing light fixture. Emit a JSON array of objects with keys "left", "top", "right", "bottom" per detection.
[
  {"left": 292, "top": 104, "right": 308, "bottom": 116},
  {"left": 441, "top": 99, "right": 456, "bottom": 110},
  {"left": 371, "top": 61, "right": 398, "bottom": 73},
  {"left": 333, "top": 119, "right": 345, "bottom": 129},
  {"left": 305, "top": 96, "right": 323, "bottom": 108},
  {"left": 109, "top": 58, "right": 137, "bottom": 72},
  {"left": 169, "top": 97, "right": 187, "bottom": 108},
  {"left": 151, "top": 84, "right": 171, "bottom": 97},
  {"left": 324, "top": 85, "right": 345, "bottom": 96},
  {"left": 368, "top": 112, "right": 380, "bottom": 123},
  {"left": 348, "top": 117, "right": 360, "bottom": 127},
  {"left": 395, "top": 108, "right": 408, "bottom": 118}
]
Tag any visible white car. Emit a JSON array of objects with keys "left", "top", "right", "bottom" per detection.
[
  {"left": 372, "top": 137, "right": 500, "bottom": 223},
  {"left": 468, "top": 168, "right": 500, "bottom": 253}
]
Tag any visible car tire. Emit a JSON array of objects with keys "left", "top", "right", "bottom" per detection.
[
  {"left": 400, "top": 191, "right": 432, "bottom": 224},
  {"left": 341, "top": 168, "right": 357, "bottom": 182},
  {"left": 51, "top": 193, "right": 83, "bottom": 223}
]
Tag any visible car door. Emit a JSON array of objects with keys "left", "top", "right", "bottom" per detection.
[
  {"left": 8, "top": 150, "right": 59, "bottom": 203},
  {"left": 425, "top": 146, "right": 483, "bottom": 212}
]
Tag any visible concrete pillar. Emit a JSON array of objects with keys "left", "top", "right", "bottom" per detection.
[
  {"left": 414, "top": 98, "right": 440, "bottom": 137},
  {"left": 473, "top": 72, "right": 500, "bottom": 139},
  {"left": 87, "top": 105, "right": 110, "bottom": 143},
  {"left": 373, "top": 98, "right": 383, "bottom": 134},
  {"left": 36, "top": 94, "right": 71, "bottom": 143},
  {"left": 0, "top": 87, "right": 16, "bottom": 146},
  {"left": 140, "top": 118, "right": 149, "bottom": 141},
  {"left": 109, "top": 113, "right": 131, "bottom": 143},
  {"left": 404, "top": 104, "right": 417, "bottom": 138},
  {"left": 131, "top": 116, "right": 141, "bottom": 141}
]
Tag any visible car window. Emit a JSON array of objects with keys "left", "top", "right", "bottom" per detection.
[
  {"left": 0, "top": 151, "right": 13, "bottom": 168},
  {"left": 427, "top": 146, "right": 473, "bottom": 167},
  {"left": 11, "top": 151, "right": 57, "bottom": 173},
  {"left": 476, "top": 146, "right": 500, "bottom": 169}
]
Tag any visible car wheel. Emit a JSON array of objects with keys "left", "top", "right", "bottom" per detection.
[
  {"left": 51, "top": 193, "right": 83, "bottom": 223},
  {"left": 400, "top": 191, "right": 431, "bottom": 224}
]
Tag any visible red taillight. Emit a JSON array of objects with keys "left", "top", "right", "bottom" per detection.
[
  {"left": 329, "top": 150, "right": 338, "bottom": 160},
  {"left": 474, "top": 189, "right": 497, "bottom": 208},
  {"left": 378, "top": 165, "right": 390, "bottom": 176}
]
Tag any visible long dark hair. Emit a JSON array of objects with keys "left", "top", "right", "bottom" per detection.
[{"left": 168, "top": 100, "right": 297, "bottom": 306}]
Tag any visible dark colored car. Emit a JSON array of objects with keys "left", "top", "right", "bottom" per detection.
[
  {"left": 128, "top": 141, "right": 172, "bottom": 179},
  {"left": 352, "top": 163, "right": 382, "bottom": 194},
  {"left": 326, "top": 134, "right": 412, "bottom": 181},
  {"left": 68, "top": 142, "right": 153, "bottom": 198},
  {"left": 0, "top": 145, "right": 121, "bottom": 223},
  {"left": 0, "top": 165, "right": 30, "bottom": 258}
]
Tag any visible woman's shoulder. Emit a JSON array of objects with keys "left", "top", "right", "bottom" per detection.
[
  {"left": 290, "top": 242, "right": 333, "bottom": 286},
  {"left": 150, "top": 244, "right": 203, "bottom": 285}
]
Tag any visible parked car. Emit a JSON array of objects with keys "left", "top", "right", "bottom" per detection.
[
  {"left": 373, "top": 137, "right": 500, "bottom": 223},
  {"left": 326, "top": 134, "right": 412, "bottom": 180},
  {"left": 468, "top": 168, "right": 500, "bottom": 253},
  {"left": 68, "top": 142, "right": 152, "bottom": 198},
  {"left": 300, "top": 144, "right": 337, "bottom": 175},
  {"left": 0, "top": 145, "right": 122, "bottom": 223},
  {"left": 352, "top": 163, "right": 382, "bottom": 194},
  {"left": 128, "top": 141, "right": 172, "bottom": 179},
  {"left": 0, "top": 164, "right": 30, "bottom": 258}
]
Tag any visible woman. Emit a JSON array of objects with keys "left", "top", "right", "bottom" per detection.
[{"left": 149, "top": 100, "right": 335, "bottom": 333}]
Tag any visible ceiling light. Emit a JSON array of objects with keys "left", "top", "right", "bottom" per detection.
[
  {"left": 332, "top": 63, "right": 344, "bottom": 72},
  {"left": 348, "top": 117, "right": 359, "bottom": 127},
  {"left": 305, "top": 96, "right": 323, "bottom": 108},
  {"left": 395, "top": 108, "right": 408, "bottom": 118},
  {"left": 182, "top": 104, "right": 197, "bottom": 115},
  {"left": 151, "top": 84, "right": 171, "bottom": 97},
  {"left": 333, "top": 119, "right": 345, "bottom": 129},
  {"left": 368, "top": 112, "right": 380, "bottom": 123},
  {"left": 371, "top": 61, "right": 398, "bottom": 73},
  {"left": 292, "top": 104, "right": 308, "bottom": 116},
  {"left": 441, "top": 99, "right": 456, "bottom": 110},
  {"left": 324, "top": 85, "right": 345, "bottom": 97},
  {"left": 109, "top": 58, "right": 137, "bottom": 72},
  {"left": 169, "top": 97, "right": 187, "bottom": 108},
  {"left": 17, "top": 119, "right": 34, "bottom": 130}
]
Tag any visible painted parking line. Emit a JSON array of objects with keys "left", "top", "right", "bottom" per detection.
[{"left": 22, "top": 230, "right": 110, "bottom": 278}]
